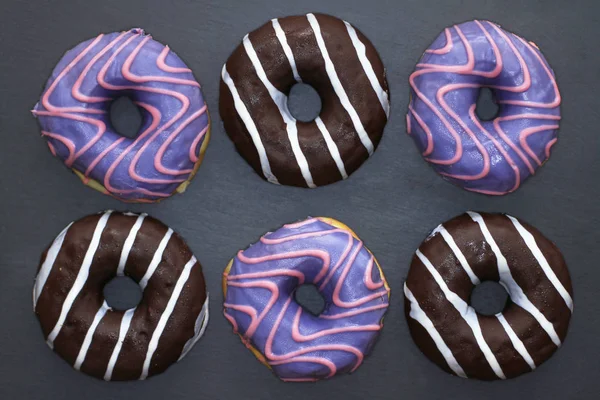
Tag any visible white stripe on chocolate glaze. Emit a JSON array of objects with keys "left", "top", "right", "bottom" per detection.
[
  {"left": 404, "top": 284, "right": 467, "bottom": 378},
  {"left": 306, "top": 13, "right": 374, "bottom": 155},
  {"left": 315, "top": 116, "right": 348, "bottom": 179},
  {"left": 416, "top": 249, "right": 506, "bottom": 379},
  {"left": 496, "top": 313, "right": 536, "bottom": 370},
  {"left": 343, "top": 21, "right": 390, "bottom": 117},
  {"left": 272, "top": 19, "right": 302, "bottom": 82},
  {"left": 140, "top": 256, "right": 197, "bottom": 380},
  {"left": 74, "top": 301, "right": 110, "bottom": 370},
  {"left": 242, "top": 34, "right": 316, "bottom": 188},
  {"left": 138, "top": 228, "right": 174, "bottom": 290},
  {"left": 46, "top": 211, "right": 112, "bottom": 348},
  {"left": 33, "top": 222, "right": 73, "bottom": 309},
  {"left": 507, "top": 215, "right": 574, "bottom": 312},
  {"left": 117, "top": 213, "right": 147, "bottom": 276},
  {"left": 467, "top": 212, "right": 562, "bottom": 346},
  {"left": 433, "top": 225, "right": 481, "bottom": 285},
  {"left": 178, "top": 296, "right": 210, "bottom": 360},
  {"left": 221, "top": 65, "right": 279, "bottom": 184},
  {"left": 103, "top": 307, "right": 135, "bottom": 381}
]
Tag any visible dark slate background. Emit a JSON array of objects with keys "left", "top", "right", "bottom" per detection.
[{"left": 0, "top": 1, "right": 598, "bottom": 399}]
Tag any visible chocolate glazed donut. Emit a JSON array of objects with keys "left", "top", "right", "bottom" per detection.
[
  {"left": 33, "top": 211, "right": 209, "bottom": 380},
  {"left": 404, "top": 212, "right": 573, "bottom": 380},
  {"left": 220, "top": 13, "right": 390, "bottom": 187}
]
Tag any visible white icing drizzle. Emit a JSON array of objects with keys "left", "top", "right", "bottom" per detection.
[
  {"left": 506, "top": 215, "right": 574, "bottom": 312},
  {"left": 416, "top": 249, "right": 506, "bottom": 379},
  {"left": 138, "top": 228, "right": 173, "bottom": 290},
  {"left": 140, "top": 256, "right": 197, "bottom": 380},
  {"left": 117, "top": 213, "right": 147, "bottom": 276},
  {"left": 221, "top": 65, "right": 279, "bottom": 184},
  {"left": 496, "top": 313, "right": 536, "bottom": 370},
  {"left": 315, "top": 116, "right": 348, "bottom": 179},
  {"left": 343, "top": 21, "right": 390, "bottom": 117},
  {"left": 306, "top": 13, "right": 374, "bottom": 155},
  {"left": 271, "top": 19, "right": 302, "bottom": 82},
  {"left": 33, "top": 222, "right": 73, "bottom": 309},
  {"left": 467, "top": 212, "right": 562, "bottom": 346},
  {"left": 178, "top": 296, "right": 210, "bottom": 361},
  {"left": 432, "top": 224, "right": 481, "bottom": 285},
  {"left": 46, "top": 211, "right": 112, "bottom": 348},
  {"left": 242, "top": 34, "right": 315, "bottom": 188},
  {"left": 103, "top": 307, "right": 135, "bottom": 381},
  {"left": 74, "top": 301, "right": 110, "bottom": 370},
  {"left": 404, "top": 284, "right": 467, "bottom": 378}
]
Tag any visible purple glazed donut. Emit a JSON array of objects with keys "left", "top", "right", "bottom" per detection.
[
  {"left": 222, "top": 217, "right": 390, "bottom": 381},
  {"left": 32, "top": 28, "right": 210, "bottom": 203},
  {"left": 407, "top": 20, "right": 561, "bottom": 195}
]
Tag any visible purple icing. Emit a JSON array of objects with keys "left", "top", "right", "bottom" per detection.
[
  {"left": 407, "top": 20, "right": 561, "bottom": 195},
  {"left": 223, "top": 218, "right": 390, "bottom": 381},
  {"left": 33, "top": 28, "right": 209, "bottom": 202}
]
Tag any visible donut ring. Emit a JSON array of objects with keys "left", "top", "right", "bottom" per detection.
[
  {"left": 33, "top": 211, "right": 209, "bottom": 380},
  {"left": 404, "top": 212, "right": 573, "bottom": 380},
  {"left": 220, "top": 13, "right": 390, "bottom": 188},
  {"left": 223, "top": 217, "right": 390, "bottom": 381},
  {"left": 33, "top": 28, "right": 210, "bottom": 203},
  {"left": 407, "top": 20, "right": 561, "bottom": 195}
]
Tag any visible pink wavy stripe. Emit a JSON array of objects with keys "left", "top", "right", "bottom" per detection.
[
  {"left": 223, "top": 311, "right": 239, "bottom": 332},
  {"left": 332, "top": 242, "right": 389, "bottom": 308},
  {"left": 264, "top": 296, "right": 364, "bottom": 371},
  {"left": 189, "top": 125, "right": 209, "bottom": 163},
  {"left": 545, "top": 138, "right": 558, "bottom": 158},
  {"left": 467, "top": 104, "right": 521, "bottom": 194},
  {"left": 41, "top": 131, "right": 76, "bottom": 165},
  {"left": 122, "top": 36, "right": 200, "bottom": 87},
  {"left": 319, "top": 304, "right": 388, "bottom": 320},
  {"left": 34, "top": 110, "right": 106, "bottom": 167},
  {"left": 519, "top": 125, "right": 559, "bottom": 166},
  {"left": 227, "top": 269, "right": 306, "bottom": 284},
  {"left": 406, "top": 114, "right": 412, "bottom": 135},
  {"left": 41, "top": 34, "right": 107, "bottom": 115},
  {"left": 408, "top": 105, "right": 434, "bottom": 156},
  {"left": 485, "top": 22, "right": 531, "bottom": 93},
  {"left": 283, "top": 218, "right": 320, "bottom": 229},
  {"left": 425, "top": 28, "right": 453, "bottom": 54},
  {"left": 71, "top": 31, "right": 131, "bottom": 103},
  {"left": 498, "top": 36, "right": 561, "bottom": 108},
  {"left": 97, "top": 35, "right": 192, "bottom": 185},
  {"left": 102, "top": 102, "right": 173, "bottom": 197},
  {"left": 47, "top": 142, "right": 57, "bottom": 156},
  {"left": 154, "top": 105, "right": 207, "bottom": 175},
  {"left": 157, "top": 46, "right": 193, "bottom": 73},
  {"left": 237, "top": 249, "right": 331, "bottom": 283},
  {"left": 417, "top": 26, "right": 475, "bottom": 72},
  {"left": 83, "top": 136, "right": 126, "bottom": 180},
  {"left": 364, "top": 257, "right": 384, "bottom": 290},
  {"left": 270, "top": 356, "right": 336, "bottom": 379},
  {"left": 226, "top": 280, "right": 279, "bottom": 338},
  {"left": 291, "top": 308, "right": 380, "bottom": 342}
]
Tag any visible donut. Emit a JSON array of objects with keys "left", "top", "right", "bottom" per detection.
[
  {"left": 222, "top": 217, "right": 390, "bottom": 381},
  {"left": 404, "top": 212, "right": 573, "bottom": 380},
  {"left": 32, "top": 28, "right": 210, "bottom": 203},
  {"left": 220, "top": 13, "right": 390, "bottom": 188},
  {"left": 407, "top": 20, "right": 561, "bottom": 195},
  {"left": 33, "top": 211, "right": 209, "bottom": 380}
]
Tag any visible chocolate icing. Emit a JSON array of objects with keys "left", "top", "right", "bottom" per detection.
[
  {"left": 404, "top": 212, "right": 573, "bottom": 380},
  {"left": 33, "top": 211, "right": 208, "bottom": 380},
  {"left": 220, "top": 13, "right": 389, "bottom": 188}
]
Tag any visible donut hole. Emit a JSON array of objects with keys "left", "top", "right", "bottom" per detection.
[
  {"left": 103, "top": 276, "right": 142, "bottom": 311},
  {"left": 109, "top": 96, "right": 143, "bottom": 139},
  {"left": 475, "top": 88, "right": 500, "bottom": 121},
  {"left": 470, "top": 280, "right": 509, "bottom": 316},
  {"left": 287, "top": 83, "right": 322, "bottom": 122},
  {"left": 294, "top": 284, "right": 326, "bottom": 316}
]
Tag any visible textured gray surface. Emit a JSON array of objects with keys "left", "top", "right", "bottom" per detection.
[{"left": 0, "top": 0, "right": 598, "bottom": 399}]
